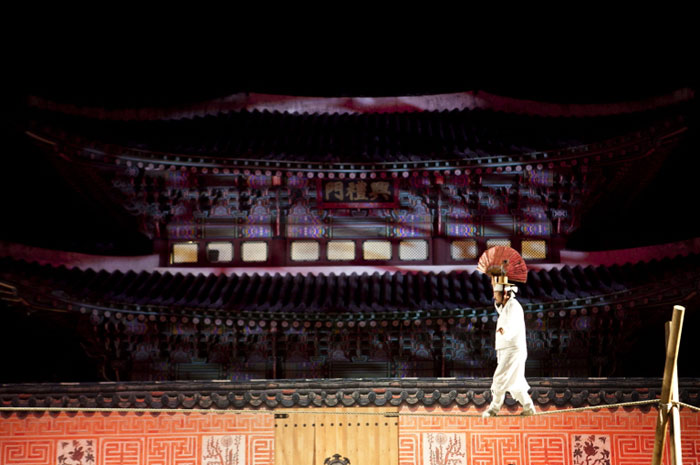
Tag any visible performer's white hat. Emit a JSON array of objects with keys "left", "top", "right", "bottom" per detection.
[{"left": 492, "top": 275, "right": 519, "bottom": 293}]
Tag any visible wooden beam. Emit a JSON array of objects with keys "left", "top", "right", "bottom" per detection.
[
  {"left": 665, "top": 321, "right": 683, "bottom": 465},
  {"left": 652, "top": 305, "right": 685, "bottom": 465}
]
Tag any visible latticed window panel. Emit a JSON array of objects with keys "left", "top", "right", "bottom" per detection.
[
  {"left": 241, "top": 241, "right": 269, "bottom": 262},
  {"left": 290, "top": 241, "right": 320, "bottom": 261},
  {"left": 203, "top": 224, "right": 237, "bottom": 239},
  {"left": 399, "top": 240, "right": 429, "bottom": 261},
  {"left": 451, "top": 240, "right": 478, "bottom": 260},
  {"left": 522, "top": 240, "right": 547, "bottom": 259},
  {"left": 206, "top": 242, "right": 233, "bottom": 262},
  {"left": 327, "top": 241, "right": 356, "bottom": 261},
  {"left": 486, "top": 239, "right": 512, "bottom": 249},
  {"left": 363, "top": 240, "right": 392, "bottom": 260},
  {"left": 172, "top": 242, "right": 198, "bottom": 264}
]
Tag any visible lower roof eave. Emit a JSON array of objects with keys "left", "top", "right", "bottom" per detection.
[{"left": 1, "top": 377, "right": 698, "bottom": 411}]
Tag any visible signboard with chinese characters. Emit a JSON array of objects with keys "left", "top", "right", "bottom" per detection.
[{"left": 317, "top": 179, "right": 399, "bottom": 208}]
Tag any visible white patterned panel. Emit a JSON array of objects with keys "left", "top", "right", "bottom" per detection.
[
  {"left": 202, "top": 435, "right": 246, "bottom": 465},
  {"left": 422, "top": 432, "right": 467, "bottom": 465},
  {"left": 572, "top": 434, "right": 611, "bottom": 465},
  {"left": 57, "top": 439, "right": 96, "bottom": 465}
]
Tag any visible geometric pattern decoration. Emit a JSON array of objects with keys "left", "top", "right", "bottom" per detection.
[
  {"left": 363, "top": 240, "right": 392, "bottom": 260},
  {"left": 101, "top": 438, "right": 142, "bottom": 465},
  {"left": 445, "top": 224, "right": 479, "bottom": 238},
  {"left": 399, "top": 240, "right": 429, "bottom": 261},
  {"left": 518, "top": 222, "right": 552, "bottom": 237},
  {"left": 0, "top": 406, "right": 699, "bottom": 464},
  {"left": 0, "top": 412, "right": 274, "bottom": 465},
  {"left": 241, "top": 242, "right": 269, "bottom": 262},
  {"left": 451, "top": 239, "right": 478, "bottom": 260},
  {"left": 397, "top": 405, "right": 700, "bottom": 465},
  {"left": 290, "top": 241, "right": 320, "bottom": 262},
  {"left": 206, "top": 242, "right": 234, "bottom": 262},
  {"left": 172, "top": 242, "right": 199, "bottom": 264},
  {"left": 486, "top": 238, "right": 511, "bottom": 249},
  {"left": 0, "top": 440, "right": 53, "bottom": 465},
  {"left": 146, "top": 437, "right": 197, "bottom": 465},
  {"left": 327, "top": 241, "right": 356, "bottom": 261},
  {"left": 522, "top": 240, "right": 547, "bottom": 260}
]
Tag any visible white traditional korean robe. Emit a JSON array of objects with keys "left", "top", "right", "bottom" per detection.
[{"left": 488, "top": 295, "right": 534, "bottom": 410}]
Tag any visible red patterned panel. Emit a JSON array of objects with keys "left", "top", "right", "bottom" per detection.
[
  {"left": 412, "top": 415, "right": 445, "bottom": 431},
  {"left": 682, "top": 432, "right": 700, "bottom": 465},
  {"left": 525, "top": 434, "right": 568, "bottom": 465},
  {"left": 470, "top": 433, "right": 522, "bottom": 465},
  {"left": 250, "top": 436, "right": 274, "bottom": 464},
  {"left": 398, "top": 405, "right": 700, "bottom": 465},
  {"left": 1, "top": 407, "right": 698, "bottom": 465},
  {"left": 0, "top": 440, "right": 53, "bottom": 464},
  {"left": 96, "top": 415, "right": 147, "bottom": 435},
  {"left": 101, "top": 438, "right": 143, "bottom": 465},
  {"left": 146, "top": 436, "right": 198, "bottom": 465},
  {"left": 0, "top": 417, "right": 43, "bottom": 436},
  {"left": 398, "top": 433, "right": 419, "bottom": 465},
  {"left": 56, "top": 418, "right": 96, "bottom": 436},
  {"left": 442, "top": 415, "right": 472, "bottom": 431},
  {"left": 683, "top": 411, "right": 700, "bottom": 429},
  {"left": 35, "top": 417, "right": 73, "bottom": 436},
  {"left": 613, "top": 434, "right": 659, "bottom": 465},
  {"left": 573, "top": 413, "right": 605, "bottom": 430},
  {"left": 599, "top": 411, "right": 656, "bottom": 430},
  {"left": 1, "top": 412, "right": 277, "bottom": 465},
  {"left": 543, "top": 410, "right": 579, "bottom": 431}
]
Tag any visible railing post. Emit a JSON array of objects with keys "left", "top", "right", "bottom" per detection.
[
  {"left": 652, "top": 305, "right": 685, "bottom": 465},
  {"left": 665, "top": 321, "right": 684, "bottom": 465}
]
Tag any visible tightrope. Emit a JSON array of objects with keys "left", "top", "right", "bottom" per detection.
[
  {"left": 673, "top": 400, "right": 700, "bottom": 412},
  {"left": 0, "top": 398, "right": 675, "bottom": 418}
]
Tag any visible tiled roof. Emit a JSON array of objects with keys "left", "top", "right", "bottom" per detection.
[
  {"left": 1, "top": 378, "right": 698, "bottom": 410},
  {"left": 27, "top": 103, "right": 687, "bottom": 164},
  {"left": 1, "top": 254, "right": 698, "bottom": 318}
]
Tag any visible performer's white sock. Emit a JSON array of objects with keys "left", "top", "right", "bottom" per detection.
[{"left": 488, "top": 391, "right": 505, "bottom": 410}]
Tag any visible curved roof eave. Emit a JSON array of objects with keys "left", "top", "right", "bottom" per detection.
[{"left": 27, "top": 88, "right": 696, "bottom": 122}]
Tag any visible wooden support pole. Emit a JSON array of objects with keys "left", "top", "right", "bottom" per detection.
[
  {"left": 665, "top": 322, "right": 683, "bottom": 465},
  {"left": 652, "top": 305, "right": 685, "bottom": 465}
]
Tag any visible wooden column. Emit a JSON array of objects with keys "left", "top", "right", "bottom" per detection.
[
  {"left": 652, "top": 305, "right": 685, "bottom": 465},
  {"left": 665, "top": 321, "right": 684, "bottom": 465}
]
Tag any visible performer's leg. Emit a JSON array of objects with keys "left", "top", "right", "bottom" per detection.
[
  {"left": 511, "top": 390, "right": 535, "bottom": 415},
  {"left": 482, "top": 390, "right": 505, "bottom": 417},
  {"left": 484, "top": 349, "right": 507, "bottom": 417},
  {"left": 490, "top": 390, "right": 506, "bottom": 409}
]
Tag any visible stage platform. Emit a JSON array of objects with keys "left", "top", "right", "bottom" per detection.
[{"left": 1, "top": 378, "right": 699, "bottom": 464}]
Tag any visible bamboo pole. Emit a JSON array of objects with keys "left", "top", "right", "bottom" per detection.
[
  {"left": 665, "top": 321, "right": 683, "bottom": 465},
  {"left": 652, "top": 305, "right": 685, "bottom": 465}
]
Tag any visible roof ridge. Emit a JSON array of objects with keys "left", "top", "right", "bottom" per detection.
[{"left": 27, "top": 88, "right": 695, "bottom": 122}]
